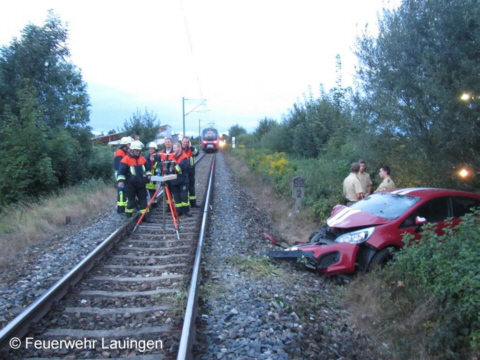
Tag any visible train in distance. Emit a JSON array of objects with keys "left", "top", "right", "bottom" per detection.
[{"left": 200, "top": 127, "right": 225, "bottom": 152}]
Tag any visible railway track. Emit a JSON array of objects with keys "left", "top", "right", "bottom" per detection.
[{"left": 0, "top": 153, "right": 216, "bottom": 360}]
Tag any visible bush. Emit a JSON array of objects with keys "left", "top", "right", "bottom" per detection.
[
  {"left": 393, "top": 211, "right": 480, "bottom": 356},
  {"left": 347, "top": 210, "right": 480, "bottom": 359},
  {"left": 88, "top": 145, "right": 115, "bottom": 182}
]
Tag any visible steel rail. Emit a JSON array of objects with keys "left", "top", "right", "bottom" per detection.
[
  {"left": 0, "top": 151, "right": 208, "bottom": 351},
  {"left": 0, "top": 218, "right": 134, "bottom": 349},
  {"left": 177, "top": 153, "right": 216, "bottom": 360}
]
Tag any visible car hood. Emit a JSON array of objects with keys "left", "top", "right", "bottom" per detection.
[{"left": 326, "top": 205, "right": 389, "bottom": 229}]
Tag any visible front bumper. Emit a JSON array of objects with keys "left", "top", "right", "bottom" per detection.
[{"left": 264, "top": 242, "right": 359, "bottom": 275}]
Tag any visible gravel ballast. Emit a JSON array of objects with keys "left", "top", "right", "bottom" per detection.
[
  {"left": 194, "top": 152, "right": 382, "bottom": 360},
  {"left": 0, "top": 151, "right": 383, "bottom": 359}
]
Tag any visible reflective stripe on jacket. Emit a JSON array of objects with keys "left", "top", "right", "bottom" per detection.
[
  {"left": 171, "top": 151, "right": 189, "bottom": 185},
  {"left": 182, "top": 146, "right": 199, "bottom": 167},
  {"left": 117, "top": 154, "right": 151, "bottom": 187}
]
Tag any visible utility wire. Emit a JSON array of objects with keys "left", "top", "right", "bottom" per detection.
[{"left": 180, "top": 0, "right": 204, "bottom": 99}]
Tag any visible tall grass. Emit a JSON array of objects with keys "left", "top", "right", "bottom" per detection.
[
  {"left": 225, "top": 152, "right": 317, "bottom": 245},
  {"left": 0, "top": 179, "right": 116, "bottom": 267}
]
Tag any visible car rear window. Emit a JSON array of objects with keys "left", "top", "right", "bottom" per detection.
[{"left": 350, "top": 193, "right": 421, "bottom": 220}]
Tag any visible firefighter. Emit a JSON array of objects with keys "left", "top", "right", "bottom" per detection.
[
  {"left": 181, "top": 136, "right": 200, "bottom": 208},
  {"left": 145, "top": 142, "right": 160, "bottom": 207},
  {"left": 158, "top": 137, "right": 174, "bottom": 172},
  {"left": 170, "top": 142, "right": 192, "bottom": 217},
  {"left": 158, "top": 137, "right": 175, "bottom": 211},
  {"left": 114, "top": 136, "right": 132, "bottom": 213},
  {"left": 117, "top": 140, "right": 153, "bottom": 222}
]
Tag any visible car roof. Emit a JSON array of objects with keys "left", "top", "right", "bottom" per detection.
[{"left": 383, "top": 187, "right": 480, "bottom": 200}]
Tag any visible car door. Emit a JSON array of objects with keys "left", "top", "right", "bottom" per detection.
[
  {"left": 398, "top": 196, "right": 452, "bottom": 242},
  {"left": 451, "top": 196, "right": 480, "bottom": 219}
]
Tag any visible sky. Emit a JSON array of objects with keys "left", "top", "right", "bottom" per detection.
[{"left": 0, "top": 0, "right": 398, "bottom": 138}]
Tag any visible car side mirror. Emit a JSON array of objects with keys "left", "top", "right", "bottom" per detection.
[{"left": 415, "top": 216, "right": 427, "bottom": 225}]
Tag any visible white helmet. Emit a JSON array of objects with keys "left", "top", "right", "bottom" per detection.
[
  {"left": 130, "top": 140, "right": 143, "bottom": 151},
  {"left": 120, "top": 136, "right": 132, "bottom": 145},
  {"left": 147, "top": 142, "right": 158, "bottom": 150}
]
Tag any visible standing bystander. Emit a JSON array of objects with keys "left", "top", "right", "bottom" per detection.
[
  {"left": 357, "top": 160, "right": 372, "bottom": 197},
  {"left": 343, "top": 162, "right": 364, "bottom": 206},
  {"left": 375, "top": 166, "right": 396, "bottom": 192}
]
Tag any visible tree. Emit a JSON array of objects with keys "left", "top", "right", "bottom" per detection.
[
  {"left": 0, "top": 11, "right": 90, "bottom": 131},
  {"left": 0, "top": 12, "right": 103, "bottom": 203},
  {"left": 260, "top": 124, "right": 292, "bottom": 153},
  {"left": 123, "top": 108, "right": 161, "bottom": 144},
  {"left": 228, "top": 124, "right": 247, "bottom": 138},
  {"left": 0, "top": 85, "right": 57, "bottom": 204},
  {"left": 254, "top": 117, "right": 278, "bottom": 141},
  {"left": 354, "top": 0, "right": 480, "bottom": 177}
]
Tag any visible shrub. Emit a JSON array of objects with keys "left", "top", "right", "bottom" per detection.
[
  {"left": 347, "top": 210, "right": 480, "bottom": 359},
  {"left": 393, "top": 211, "right": 480, "bottom": 355},
  {"left": 88, "top": 145, "right": 115, "bottom": 182}
]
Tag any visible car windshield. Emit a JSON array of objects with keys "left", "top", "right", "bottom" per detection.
[{"left": 350, "top": 193, "right": 421, "bottom": 220}]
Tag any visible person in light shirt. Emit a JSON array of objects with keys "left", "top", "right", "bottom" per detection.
[
  {"left": 343, "top": 162, "right": 364, "bottom": 206},
  {"left": 375, "top": 166, "right": 396, "bottom": 192},
  {"left": 357, "top": 159, "right": 372, "bottom": 197}
]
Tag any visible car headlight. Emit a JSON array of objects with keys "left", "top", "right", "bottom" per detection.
[
  {"left": 335, "top": 227, "right": 375, "bottom": 244},
  {"left": 285, "top": 246, "right": 299, "bottom": 251}
]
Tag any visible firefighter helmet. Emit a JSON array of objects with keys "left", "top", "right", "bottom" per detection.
[
  {"left": 119, "top": 136, "right": 132, "bottom": 145},
  {"left": 147, "top": 142, "right": 158, "bottom": 149},
  {"left": 130, "top": 140, "right": 143, "bottom": 151}
]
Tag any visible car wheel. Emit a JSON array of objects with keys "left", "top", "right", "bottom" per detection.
[{"left": 369, "top": 247, "right": 396, "bottom": 271}]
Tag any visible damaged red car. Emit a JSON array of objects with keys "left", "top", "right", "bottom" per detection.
[{"left": 266, "top": 188, "right": 480, "bottom": 278}]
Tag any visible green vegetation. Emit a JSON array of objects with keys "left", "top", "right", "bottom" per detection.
[
  {"left": 225, "top": 255, "right": 286, "bottom": 280},
  {"left": 225, "top": 1, "right": 480, "bottom": 358},
  {"left": 0, "top": 1, "right": 479, "bottom": 357},
  {"left": 0, "top": 13, "right": 162, "bottom": 207},
  {"left": 345, "top": 211, "right": 480, "bottom": 359},
  {"left": 122, "top": 108, "right": 162, "bottom": 144},
  {"left": 0, "top": 12, "right": 113, "bottom": 206},
  {"left": 227, "top": 0, "right": 479, "bottom": 223}
]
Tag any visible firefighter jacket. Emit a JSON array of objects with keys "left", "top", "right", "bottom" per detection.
[
  {"left": 182, "top": 145, "right": 199, "bottom": 173},
  {"left": 159, "top": 148, "right": 174, "bottom": 161},
  {"left": 170, "top": 151, "right": 189, "bottom": 186},
  {"left": 159, "top": 149, "right": 175, "bottom": 175},
  {"left": 146, "top": 154, "right": 161, "bottom": 190},
  {"left": 117, "top": 154, "right": 152, "bottom": 188},
  {"left": 114, "top": 147, "right": 129, "bottom": 173}
]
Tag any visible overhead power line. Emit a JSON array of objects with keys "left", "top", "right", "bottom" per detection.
[{"left": 180, "top": 0, "right": 203, "bottom": 98}]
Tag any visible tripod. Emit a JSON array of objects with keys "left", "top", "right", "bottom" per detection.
[
  {"left": 161, "top": 181, "right": 180, "bottom": 239},
  {"left": 133, "top": 174, "right": 179, "bottom": 239}
]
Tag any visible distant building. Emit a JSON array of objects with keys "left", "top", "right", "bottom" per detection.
[
  {"left": 93, "top": 125, "right": 177, "bottom": 147},
  {"left": 158, "top": 124, "right": 172, "bottom": 139},
  {"left": 92, "top": 132, "right": 126, "bottom": 146}
]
